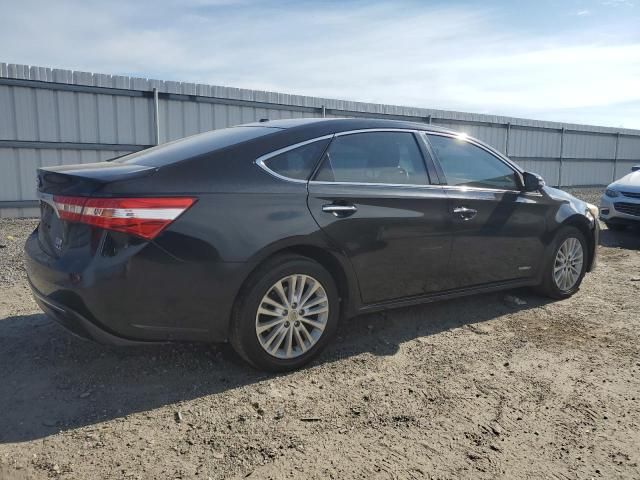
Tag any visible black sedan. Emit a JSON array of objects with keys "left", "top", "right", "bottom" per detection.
[{"left": 25, "top": 118, "right": 599, "bottom": 371}]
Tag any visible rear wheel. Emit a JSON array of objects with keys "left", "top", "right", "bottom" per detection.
[
  {"left": 537, "top": 226, "right": 588, "bottom": 299},
  {"left": 230, "top": 254, "right": 339, "bottom": 372}
]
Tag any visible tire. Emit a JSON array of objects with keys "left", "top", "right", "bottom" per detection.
[
  {"left": 604, "top": 222, "right": 626, "bottom": 231},
  {"left": 229, "top": 254, "right": 339, "bottom": 372},
  {"left": 537, "top": 226, "right": 588, "bottom": 300}
]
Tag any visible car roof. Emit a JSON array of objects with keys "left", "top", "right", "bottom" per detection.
[
  {"left": 240, "top": 117, "right": 458, "bottom": 135},
  {"left": 113, "top": 117, "right": 474, "bottom": 170}
]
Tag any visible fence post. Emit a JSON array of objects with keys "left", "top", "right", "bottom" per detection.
[
  {"left": 613, "top": 132, "right": 620, "bottom": 182},
  {"left": 153, "top": 88, "right": 160, "bottom": 145},
  {"left": 505, "top": 122, "right": 511, "bottom": 156},
  {"left": 558, "top": 127, "right": 565, "bottom": 187}
]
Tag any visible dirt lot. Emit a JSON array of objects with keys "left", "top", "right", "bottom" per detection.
[{"left": 1, "top": 188, "right": 639, "bottom": 479}]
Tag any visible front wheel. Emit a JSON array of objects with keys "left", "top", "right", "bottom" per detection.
[
  {"left": 229, "top": 254, "right": 339, "bottom": 372},
  {"left": 537, "top": 226, "right": 588, "bottom": 299}
]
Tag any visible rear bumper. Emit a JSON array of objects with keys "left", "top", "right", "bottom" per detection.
[
  {"left": 30, "top": 281, "right": 152, "bottom": 346},
  {"left": 25, "top": 228, "right": 250, "bottom": 343}
]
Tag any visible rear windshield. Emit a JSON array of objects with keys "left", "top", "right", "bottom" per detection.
[{"left": 114, "top": 126, "right": 278, "bottom": 167}]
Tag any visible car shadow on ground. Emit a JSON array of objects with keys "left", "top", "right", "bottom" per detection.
[
  {"left": 599, "top": 226, "right": 640, "bottom": 250},
  {"left": 0, "top": 289, "right": 550, "bottom": 444}
]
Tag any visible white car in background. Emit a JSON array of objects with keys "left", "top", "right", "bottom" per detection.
[{"left": 600, "top": 165, "right": 640, "bottom": 230}]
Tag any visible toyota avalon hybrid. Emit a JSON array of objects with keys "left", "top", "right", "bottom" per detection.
[{"left": 25, "top": 118, "right": 599, "bottom": 371}]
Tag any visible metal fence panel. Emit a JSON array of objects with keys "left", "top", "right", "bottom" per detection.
[
  {"left": 0, "top": 207, "right": 39, "bottom": 218},
  {"left": 432, "top": 121, "right": 507, "bottom": 152},
  {"left": 36, "top": 88, "right": 58, "bottom": 141},
  {"left": 1, "top": 62, "right": 640, "bottom": 217},
  {"left": 564, "top": 132, "right": 616, "bottom": 159},
  {"left": 564, "top": 159, "right": 615, "bottom": 186},
  {"left": 615, "top": 160, "right": 638, "bottom": 179},
  {"left": 618, "top": 136, "right": 640, "bottom": 160},
  {"left": 0, "top": 146, "right": 133, "bottom": 204},
  {"left": 511, "top": 158, "right": 560, "bottom": 186},
  {"left": 509, "top": 128, "right": 561, "bottom": 158},
  {"left": 0, "top": 85, "right": 16, "bottom": 139},
  {"left": 0, "top": 147, "right": 20, "bottom": 201}
]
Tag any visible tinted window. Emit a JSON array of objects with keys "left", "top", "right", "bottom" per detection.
[
  {"left": 115, "top": 126, "right": 276, "bottom": 167},
  {"left": 314, "top": 132, "right": 428, "bottom": 185},
  {"left": 263, "top": 139, "right": 330, "bottom": 180},
  {"left": 427, "top": 135, "right": 519, "bottom": 190}
]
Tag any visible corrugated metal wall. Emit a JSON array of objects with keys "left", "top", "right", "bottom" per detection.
[{"left": 1, "top": 62, "right": 639, "bottom": 217}]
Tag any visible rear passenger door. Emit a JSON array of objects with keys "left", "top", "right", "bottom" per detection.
[
  {"left": 424, "top": 133, "right": 549, "bottom": 288},
  {"left": 307, "top": 130, "right": 453, "bottom": 305}
]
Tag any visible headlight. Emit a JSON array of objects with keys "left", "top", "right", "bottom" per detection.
[{"left": 605, "top": 188, "right": 619, "bottom": 198}]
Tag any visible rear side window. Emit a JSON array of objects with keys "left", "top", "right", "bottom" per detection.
[
  {"left": 314, "top": 132, "right": 428, "bottom": 185},
  {"left": 115, "top": 126, "right": 277, "bottom": 167},
  {"left": 262, "top": 139, "right": 330, "bottom": 181},
  {"left": 427, "top": 134, "right": 519, "bottom": 190}
]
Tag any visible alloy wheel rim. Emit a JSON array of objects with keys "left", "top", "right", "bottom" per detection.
[
  {"left": 255, "top": 274, "right": 329, "bottom": 359},
  {"left": 553, "top": 237, "right": 584, "bottom": 292}
]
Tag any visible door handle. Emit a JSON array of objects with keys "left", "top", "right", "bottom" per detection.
[
  {"left": 322, "top": 204, "right": 358, "bottom": 217},
  {"left": 453, "top": 206, "right": 478, "bottom": 220}
]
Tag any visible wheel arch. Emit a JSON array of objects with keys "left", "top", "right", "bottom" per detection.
[
  {"left": 559, "top": 214, "right": 596, "bottom": 272},
  {"left": 235, "top": 243, "right": 360, "bottom": 322}
]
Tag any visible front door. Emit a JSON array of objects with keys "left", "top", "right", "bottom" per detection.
[
  {"left": 425, "top": 133, "right": 550, "bottom": 288},
  {"left": 307, "top": 130, "right": 453, "bottom": 305}
]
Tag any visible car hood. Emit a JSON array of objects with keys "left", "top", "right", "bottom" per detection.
[{"left": 609, "top": 171, "right": 640, "bottom": 192}]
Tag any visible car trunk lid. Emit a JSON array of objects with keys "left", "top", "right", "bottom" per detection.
[
  {"left": 37, "top": 162, "right": 157, "bottom": 196},
  {"left": 36, "top": 162, "right": 158, "bottom": 258}
]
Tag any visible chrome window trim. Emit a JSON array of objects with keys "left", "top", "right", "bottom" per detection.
[
  {"left": 308, "top": 180, "right": 444, "bottom": 190},
  {"left": 255, "top": 134, "right": 335, "bottom": 184},
  {"left": 254, "top": 127, "right": 526, "bottom": 188},
  {"left": 333, "top": 128, "right": 421, "bottom": 136},
  {"left": 309, "top": 180, "right": 533, "bottom": 195},
  {"left": 443, "top": 185, "right": 536, "bottom": 195}
]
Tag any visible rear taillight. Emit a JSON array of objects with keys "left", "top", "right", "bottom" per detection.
[
  {"left": 52, "top": 196, "right": 196, "bottom": 240},
  {"left": 53, "top": 195, "right": 85, "bottom": 222}
]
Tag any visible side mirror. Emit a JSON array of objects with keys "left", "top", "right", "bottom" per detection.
[
  {"left": 632, "top": 165, "right": 640, "bottom": 172},
  {"left": 522, "top": 171, "right": 545, "bottom": 192}
]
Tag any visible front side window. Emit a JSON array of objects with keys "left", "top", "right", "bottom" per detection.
[
  {"left": 314, "top": 132, "right": 428, "bottom": 185},
  {"left": 427, "top": 134, "right": 519, "bottom": 190},
  {"left": 262, "top": 138, "right": 330, "bottom": 180}
]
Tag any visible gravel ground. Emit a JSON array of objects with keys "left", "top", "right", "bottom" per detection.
[
  {"left": 0, "top": 219, "right": 35, "bottom": 288},
  {"left": 564, "top": 187, "right": 604, "bottom": 206},
  {"left": 1, "top": 188, "right": 640, "bottom": 479}
]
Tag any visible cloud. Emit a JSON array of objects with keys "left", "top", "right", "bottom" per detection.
[
  {"left": 1, "top": 0, "right": 639, "bottom": 128},
  {"left": 577, "top": 9, "right": 591, "bottom": 15}
]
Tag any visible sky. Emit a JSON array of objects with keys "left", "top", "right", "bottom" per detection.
[{"left": 2, "top": 0, "right": 639, "bottom": 128}]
